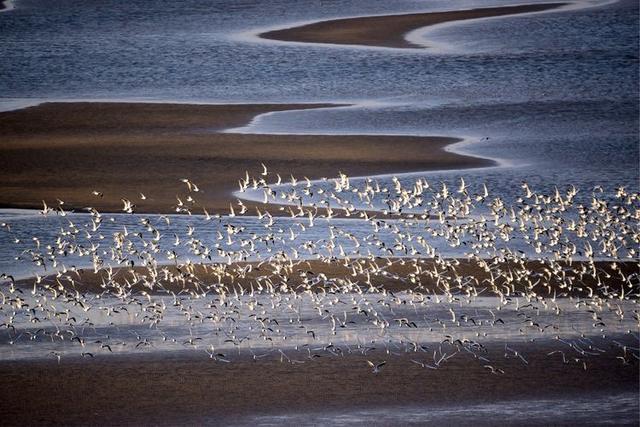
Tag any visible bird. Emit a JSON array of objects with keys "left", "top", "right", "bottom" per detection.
[
  {"left": 483, "top": 365, "right": 505, "bottom": 375},
  {"left": 366, "top": 360, "right": 386, "bottom": 373},
  {"left": 0, "top": 170, "right": 636, "bottom": 383},
  {"left": 121, "top": 198, "right": 135, "bottom": 213}
]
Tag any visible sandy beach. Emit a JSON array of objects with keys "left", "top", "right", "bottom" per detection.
[
  {"left": 0, "top": 102, "right": 491, "bottom": 214},
  {"left": 0, "top": 342, "right": 636, "bottom": 426},
  {"left": 260, "top": 3, "right": 568, "bottom": 49}
]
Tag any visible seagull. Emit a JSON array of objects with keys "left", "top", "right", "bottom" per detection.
[
  {"left": 180, "top": 178, "right": 199, "bottom": 192},
  {"left": 483, "top": 365, "right": 505, "bottom": 375},
  {"left": 366, "top": 360, "right": 386, "bottom": 373},
  {"left": 121, "top": 198, "right": 135, "bottom": 213}
]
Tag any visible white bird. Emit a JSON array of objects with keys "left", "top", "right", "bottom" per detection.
[{"left": 366, "top": 360, "right": 386, "bottom": 373}]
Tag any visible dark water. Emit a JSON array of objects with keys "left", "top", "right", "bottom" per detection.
[
  {"left": 1, "top": 0, "right": 636, "bottom": 104},
  {"left": 1, "top": 0, "right": 636, "bottom": 193}
]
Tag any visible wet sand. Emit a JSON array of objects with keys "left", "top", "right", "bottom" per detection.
[
  {"left": 2, "top": 5, "right": 637, "bottom": 427},
  {"left": 0, "top": 102, "right": 491, "bottom": 214},
  {"left": 21, "top": 259, "right": 639, "bottom": 300},
  {"left": 0, "top": 342, "right": 636, "bottom": 426},
  {"left": 6, "top": 260, "right": 639, "bottom": 426},
  {"left": 260, "top": 3, "right": 568, "bottom": 49}
]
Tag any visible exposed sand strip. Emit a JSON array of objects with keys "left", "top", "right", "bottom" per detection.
[
  {"left": 0, "top": 102, "right": 491, "bottom": 214},
  {"left": 260, "top": 3, "right": 568, "bottom": 49},
  {"left": 0, "top": 344, "right": 635, "bottom": 426}
]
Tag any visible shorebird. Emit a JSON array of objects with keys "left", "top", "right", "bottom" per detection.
[
  {"left": 0, "top": 171, "right": 636, "bottom": 380},
  {"left": 366, "top": 360, "right": 386, "bottom": 373}
]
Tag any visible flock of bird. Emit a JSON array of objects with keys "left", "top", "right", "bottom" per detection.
[{"left": 0, "top": 166, "right": 638, "bottom": 373}]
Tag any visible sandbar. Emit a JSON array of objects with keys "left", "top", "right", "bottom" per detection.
[
  {"left": 0, "top": 102, "right": 491, "bottom": 214},
  {"left": 259, "top": 3, "right": 568, "bottom": 49}
]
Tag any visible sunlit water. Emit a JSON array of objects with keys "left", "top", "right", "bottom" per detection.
[
  {"left": 1, "top": 290, "right": 636, "bottom": 361},
  {"left": 1, "top": 194, "right": 635, "bottom": 279},
  {"left": 0, "top": 209, "right": 495, "bottom": 278},
  {"left": 0, "top": 0, "right": 637, "bottom": 267},
  {"left": 0, "top": 1, "right": 638, "bottom": 418}
]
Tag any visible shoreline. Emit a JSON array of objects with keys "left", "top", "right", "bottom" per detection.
[
  {"left": 259, "top": 3, "right": 568, "bottom": 49},
  {"left": 0, "top": 0, "right": 14, "bottom": 13},
  {"left": 0, "top": 102, "right": 494, "bottom": 214},
  {"left": 0, "top": 342, "right": 636, "bottom": 426}
]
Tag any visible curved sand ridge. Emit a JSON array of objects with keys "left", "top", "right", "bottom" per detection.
[
  {"left": 0, "top": 102, "right": 492, "bottom": 214},
  {"left": 260, "top": 3, "right": 568, "bottom": 49}
]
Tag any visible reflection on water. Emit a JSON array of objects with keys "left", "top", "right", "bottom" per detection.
[
  {"left": 0, "top": 180, "right": 637, "bottom": 362},
  {"left": 0, "top": 3, "right": 637, "bottom": 425},
  {"left": 0, "top": 291, "right": 636, "bottom": 362}
]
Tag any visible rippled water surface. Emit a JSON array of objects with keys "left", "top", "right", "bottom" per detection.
[
  {"left": 2, "top": 0, "right": 636, "bottom": 196},
  {"left": 0, "top": 0, "right": 637, "bottom": 189},
  {"left": 0, "top": 3, "right": 638, "bottom": 422}
]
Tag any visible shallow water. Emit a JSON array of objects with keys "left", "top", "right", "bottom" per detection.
[
  {"left": 0, "top": 288, "right": 636, "bottom": 362},
  {"left": 0, "top": 1, "right": 637, "bottom": 270},
  {"left": 0, "top": 0, "right": 638, "bottom": 367},
  {"left": 1, "top": 0, "right": 636, "bottom": 105},
  {"left": 0, "top": 2, "right": 638, "bottom": 423},
  {"left": 2, "top": 191, "right": 635, "bottom": 280},
  {"left": 235, "top": 392, "right": 640, "bottom": 426},
  {"left": 1, "top": 0, "right": 637, "bottom": 188}
]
